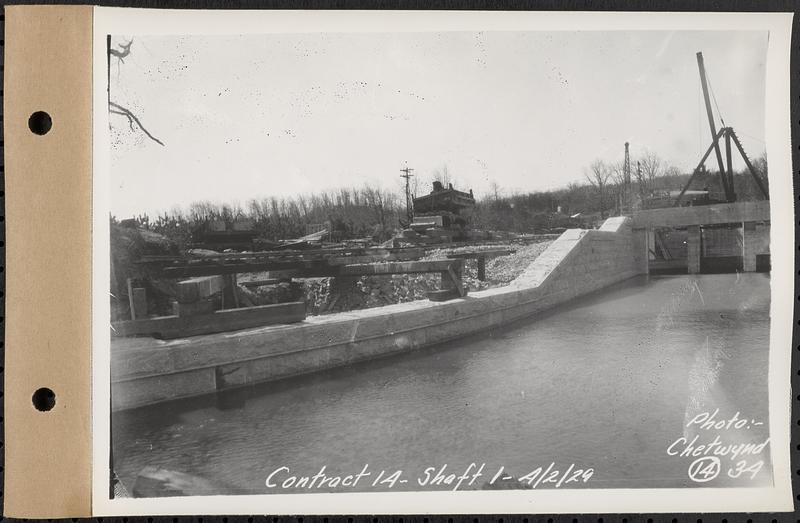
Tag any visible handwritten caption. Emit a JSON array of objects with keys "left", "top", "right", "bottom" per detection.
[
  {"left": 265, "top": 463, "right": 594, "bottom": 491},
  {"left": 667, "top": 409, "right": 769, "bottom": 483}
]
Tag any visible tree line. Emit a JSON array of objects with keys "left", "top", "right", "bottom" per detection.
[
  {"left": 117, "top": 151, "right": 768, "bottom": 248},
  {"left": 581, "top": 149, "right": 768, "bottom": 219},
  {"left": 119, "top": 186, "right": 403, "bottom": 249}
]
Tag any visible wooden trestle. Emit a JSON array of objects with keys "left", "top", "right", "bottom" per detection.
[{"left": 114, "top": 245, "right": 520, "bottom": 338}]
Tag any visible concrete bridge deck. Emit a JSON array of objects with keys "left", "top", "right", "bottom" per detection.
[
  {"left": 630, "top": 201, "right": 770, "bottom": 274},
  {"left": 630, "top": 201, "right": 769, "bottom": 227}
]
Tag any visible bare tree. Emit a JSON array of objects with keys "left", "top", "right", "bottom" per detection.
[
  {"left": 108, "top": 37, "right": 165, "bottom": 146},
  {"left": 608, "top": 160, "right": 626, "bottom": 186},
  {"left": 362, "top": 185, "right": 397, "bottom": 239},
  {"left": 488, "top": 180, "right": 502, "bottom": 203},
  {"left": 632, "top": 160, "right": 647, "bottom": 209},
  {"left": 752, "top": 152, "right": 768, "bottom": 177},
  {"left": 607, "top": 160, "right": 628, "bottom": 215},
  {"left": 432, "top": 164, "right": 453, "bottom": 188},
  {"left": 410, "top": 174, "right": 421, "bottom": 200},
  {"left": 638, "top": 150, "right": 663, "bottom": 194},
  {"left": 585, "top": 159, "right": 613, "bottom": 219}
]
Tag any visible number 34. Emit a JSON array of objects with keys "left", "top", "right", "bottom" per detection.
[{"left": 728, "top": 460, "right": 764, "bottom": 480}]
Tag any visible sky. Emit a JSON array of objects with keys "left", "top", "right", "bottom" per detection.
[{"left": 108, "top": 30, "right": 768, "bottom": 218}]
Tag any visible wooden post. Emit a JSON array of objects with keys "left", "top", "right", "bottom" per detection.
[
  {"left": 231, "top": 274, "right": 240, "bottom": 308},
  {"left": 221, "top": 274, "right": 238, "bottom": 310},
  {"left": 438, "top": 259, "right": 466, "bottom": 298},
  {"left": 477, "top": 256, "right": 486, "bottom": 281},
  {"left": 440, "top": 272, "right": 453, "bottom": 293},
  {"left": 126, "top": 278, "right": 136, "bottom": 320},
  {"left": 323, "top": 276, "right": 358, "bottom": 313},
  {"left": 448, "top": 265, "right": 466, "bottom": 297}
]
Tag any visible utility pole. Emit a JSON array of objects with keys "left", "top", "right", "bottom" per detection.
[
  {"left": 637, "top": 160, "right": 646, "bottom": 209},
  {"left": 623, "top": 142, "right": 631, "bottom": 212},
  {"left": 623, "top": 143, "right": 631, "bottom": 185},
  {"left": 400, "top": 167, "right": 414, "bottom": 223}
]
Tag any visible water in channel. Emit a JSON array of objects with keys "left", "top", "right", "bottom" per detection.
[{"left": 112, "top": 273, "right": 772, "bottom": 495}]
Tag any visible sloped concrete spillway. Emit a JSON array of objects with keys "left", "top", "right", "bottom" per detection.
[{"left": 112, "top": 217, "right": 647, "bottom": 410}]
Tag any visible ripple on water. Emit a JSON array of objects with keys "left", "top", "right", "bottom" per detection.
[{"left": 112, "top": 273, "right": 772, "bottom": 494}]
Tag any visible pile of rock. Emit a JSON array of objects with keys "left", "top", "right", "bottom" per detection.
[
  {"left": 484, "top": 241, "right": 553, "bottom": 284},
  {"left": 295, "top": 239, "right": 553, "bottom": 316},
  {"left": 298, "top": 273, "right": 441, "bottom": 315}
]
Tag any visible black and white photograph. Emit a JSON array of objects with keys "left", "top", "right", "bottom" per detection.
[{"left": 92, "top": 9, "right": 794, "bottom": 515}]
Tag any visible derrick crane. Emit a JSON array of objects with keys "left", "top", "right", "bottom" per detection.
[{"left": 674, "top": 52, "right": 769, "bottom": 206}]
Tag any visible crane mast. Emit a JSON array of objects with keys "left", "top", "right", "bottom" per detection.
[
  {"left": 696, "top": 52, "right": 735, "bottom": 202},
  {"left": 674, "top": 52, "right": 768, "bottom": 206}
]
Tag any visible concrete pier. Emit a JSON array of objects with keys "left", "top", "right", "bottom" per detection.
[
  {"left": 742, "top": 221, "right": 759, "bottom": 272},
  {"left": 687, "top": 225, "right": 702, "bottom": 274}
]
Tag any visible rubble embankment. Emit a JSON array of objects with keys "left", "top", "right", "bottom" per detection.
[{"left": 238, "top": 240, "right": 553, "bottom": 316}]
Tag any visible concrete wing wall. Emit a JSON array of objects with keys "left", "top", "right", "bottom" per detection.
[{"left": 513, "top": 216, "right": 643, "bottom": 296}]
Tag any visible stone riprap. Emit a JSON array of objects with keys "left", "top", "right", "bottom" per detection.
[{"left": 111, "top": 217, "right": 645, "bottom": 410}]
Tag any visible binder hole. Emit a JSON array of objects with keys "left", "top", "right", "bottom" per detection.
[
  {"left": 28, "top": 111, "right": 52, "bottom": 135},
  {"left": 32, "top": 387, "right": 56, "bottom": 411}
]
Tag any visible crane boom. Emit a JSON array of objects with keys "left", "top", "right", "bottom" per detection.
[{"left": 696, "top": 52, "right": 734, "bottom": 201}]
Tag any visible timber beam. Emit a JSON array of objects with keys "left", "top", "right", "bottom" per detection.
[{"left": 336, "top": 260, "right": 460, "bottom": 276}]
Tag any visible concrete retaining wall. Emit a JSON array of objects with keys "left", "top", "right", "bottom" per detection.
[{"left": 112, "top": 216, "right": 644, "bottom": 410}]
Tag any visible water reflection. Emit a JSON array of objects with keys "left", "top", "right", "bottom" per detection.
[{"left": 112, "top": 273, "right": 771, "bottom": 495}]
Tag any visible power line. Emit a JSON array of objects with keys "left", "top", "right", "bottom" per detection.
[
  {"left": 734, "top": 128, "right": 766, "bottom": 145},
  {"left": 705, "top": 66, "right": 726, "bottom": 127},
  {"left": 698, "top": 83, "right": 703, "bottom": 158}
]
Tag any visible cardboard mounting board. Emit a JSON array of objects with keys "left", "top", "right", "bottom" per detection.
[
  {"left": 1, "top": 4, "right": 796, "bottom": 518},
  {"left": 4, "top": 5, "right": 94, "bottom": 518}
]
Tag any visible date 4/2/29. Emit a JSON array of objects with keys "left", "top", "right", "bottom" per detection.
[{"left": 491, "top": 463, "right": 594, "bottom": 489}]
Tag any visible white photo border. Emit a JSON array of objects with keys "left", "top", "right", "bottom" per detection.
[{"left": 91, "top": 7, "right": 795, "bottom": 515}]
